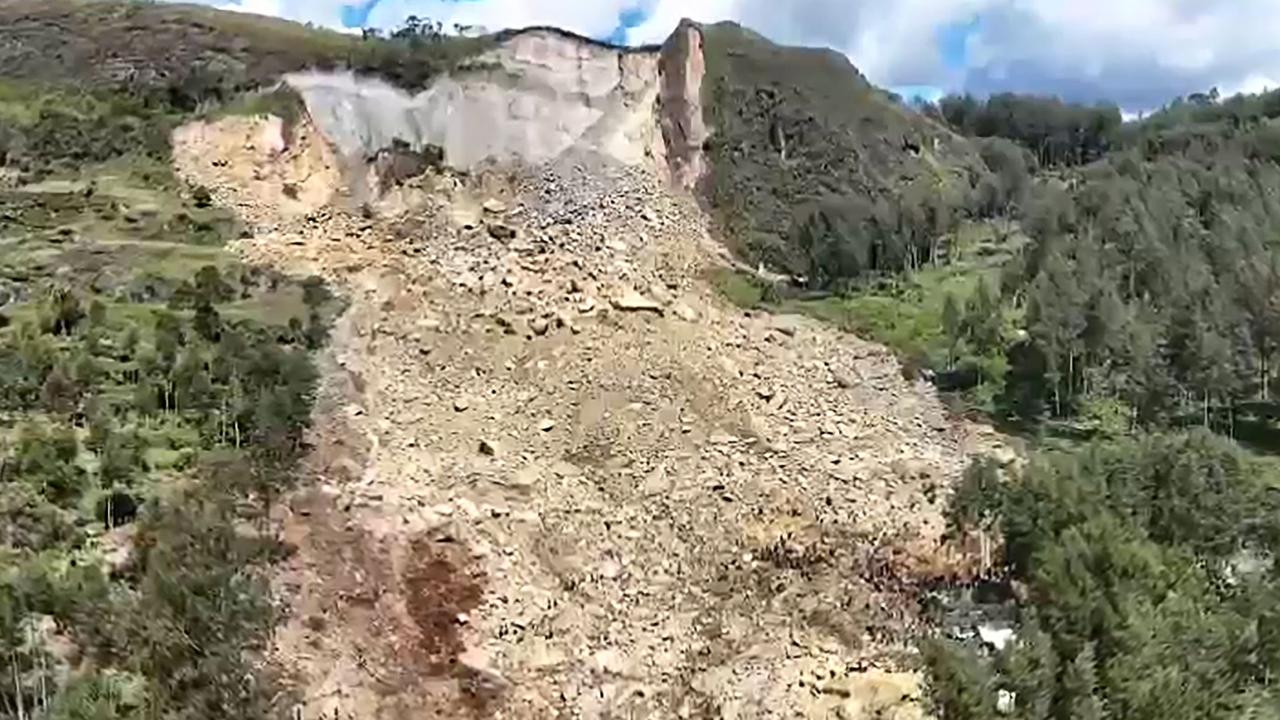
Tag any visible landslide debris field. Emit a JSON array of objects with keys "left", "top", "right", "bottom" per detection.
[
  {"left": 172, "top": 107, "right": 998, "bottom": 720},
  {"left": 1, "top": 4, "right": 1008, "bottom": 719}
]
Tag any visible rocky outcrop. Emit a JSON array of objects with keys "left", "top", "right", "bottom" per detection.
[
  {"left": 658, "top": 21, "right": 710, "bottom": 191},
  {"left": 287, "top": 30, "right": 669, "bottom": 173},
  {"left": 286, "top": 26, "right": 710, "bottom": 198}
]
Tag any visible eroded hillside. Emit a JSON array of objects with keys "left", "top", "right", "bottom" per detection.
[
  {"left": 168, "top": 26, "right": 1003, "bottom": 718},
  {"left": 0, "top": 4, "right": 1010, "bottom": 717}
]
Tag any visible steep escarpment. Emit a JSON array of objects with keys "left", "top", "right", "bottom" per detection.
[
  {"left": 658, "top": 21, "right": 711, "bottom": 192},
  {"left": 287, "top": 30, "right": 668, "bottom": 172}
]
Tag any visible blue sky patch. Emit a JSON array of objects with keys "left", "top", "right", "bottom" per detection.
[
  {"left": 936, "top": 16, "right": 980, "bottom": 70},
  {"left": 604, "top": 4, "right": 650, "bottom": 45},
  {"left": 891, "top": 84, "right": 944, "bottom": 104},
  {"left": 340, "top": 1, "right": 380, "bottom": 28}
]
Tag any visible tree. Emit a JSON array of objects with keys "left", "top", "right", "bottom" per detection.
[
  {"left": 40, "top": 365, "right": 79, "bottom": 415},
  {"left": 966, "top": 277, "right": 1003, "bottom": 360},
  {"left": 1061, "top": 645, "right": 1105, "bottom": 720},
  {"left": 44, "top": 288, "right": 84, "bottom": 336},
  {"left": 193, "top": 265, "right": 233, "bottom": 304},
  {"left": 192, "top": 300, "right": 221, "bottom": 343},
  {"left": 931, "top": 433, "right": 1280, "bottom": 720},
  {"left": 1028, "top": 247, "right": 1087, "bottom": 415},
  {"left": 943, "top": 292, "right": 964, "bottom": 370},
  {"left": 999, "top": 616, "right": 1055, "bottom": 720},
  {"left": 924, "top": 640, "right": 997, "bottom": 720},
  {"left": 152, "top": 311, "right": 183, "bottom": 369}
]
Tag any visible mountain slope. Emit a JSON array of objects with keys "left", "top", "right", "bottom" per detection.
[
  {"left": 0, "top": 0, "right": 490, "bottom": 98},
  {"left": 172, "top": 103, "right": 991, "bottom": 719},
  {"left": 695, "top": 21, "right": 990, "bottom": 282},
  {"left": 0, "top": 5, "right": 1005, "bottom": 718},
  {"left": 0, "top": 3, "right": 990, "bottom": 290}
]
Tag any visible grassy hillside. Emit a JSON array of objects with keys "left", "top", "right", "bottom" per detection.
[
  {"left": 0, "top": 0, "right": 492, "bottom": 99},
  {"left": 697, "top": 22, "right": 992, "bottom": 285},
  {"left": 0, "top": 0, "right": 492, "bottom": 177}
]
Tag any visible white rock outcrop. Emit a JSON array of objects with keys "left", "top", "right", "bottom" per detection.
[{"left": 287, "top": 30, "right": 669, "bottom": 171}]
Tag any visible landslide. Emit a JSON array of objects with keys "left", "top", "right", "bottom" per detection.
[
  {"left": 287, "top": 29, "right": 666, "bottom": 175},
  {"left": 171, "top": 86, "right": 1000, "bottom": 720},
  {"left": 0, "top": 4, "right": 1010, "bottom": 716}
]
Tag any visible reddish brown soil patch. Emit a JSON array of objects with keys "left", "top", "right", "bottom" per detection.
[{"left": 403, "top": 537, "right": 486, "bottom": 673}]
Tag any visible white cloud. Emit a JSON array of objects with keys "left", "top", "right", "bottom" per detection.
[
  {"left": 363, "top": 0, "right": 632, "bottom": 39},
  {"left": 205, "top": 0, "right": 349, "bottom": 28},
  {"left": 630, "top": 0, "right": 1280, "bottom": 110},
  {"left": 184, "top": 0, "right": 1280, "bottom": 111}
]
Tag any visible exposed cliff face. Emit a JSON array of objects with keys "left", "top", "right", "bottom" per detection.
[
  {"left": 658, "top": 22, "right": 710, "bottom": 192},
  {"left": 287, "top": 30, "right": 675, "bottom": 173}
]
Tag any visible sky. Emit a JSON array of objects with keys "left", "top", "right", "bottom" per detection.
[{"left": 193, "top": 0, "right": 1280, "bottom": 112}]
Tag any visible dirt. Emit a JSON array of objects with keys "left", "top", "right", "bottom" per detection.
[{"left": 174, "top": 112, "right": 1005, "bottom": 720}]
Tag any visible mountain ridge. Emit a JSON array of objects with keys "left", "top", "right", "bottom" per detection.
[{"left": 0, "top": 1, "right": 990, "bottom": 286}]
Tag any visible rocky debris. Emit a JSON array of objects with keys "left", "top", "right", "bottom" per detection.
[
  {"left": 671, "top": 302, "right": 699, "bottom": 322},
  {"left": 175, "top": 123, "right": 1002, "bottom": 719},
  {"left": 831, "top": 365, "right": 862, "bottom": 389},
  {"left": 611, "top": 290, "right": 664, "bottom": 314},
  {"left": 486, "top": 222, "right": 517, "bottom": 240},
  {"left": 457, "top": 646, "right": 511, "bottom": 698}
]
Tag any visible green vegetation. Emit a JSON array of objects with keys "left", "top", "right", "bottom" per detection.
[
  {"left": 697, "top": 22, "right": 993, "bottom": 287},
  {"left": 934, "top": 93, "right": 1123, "bottom": 167},
  {"left": 0, "top": 0, "right": 494, "bottom": 98},
  {"left": 0, "top": 154, "right": 338, "bottom": 716},
  {"left": 0, "top": 6, "right": 369, "bottom": 717},
  {"left": 722, "top": 81, "right": 1280, "bottom": 444},
  {"left": 0, "top": 0, "right": 493, "bottom": 176},
  {"left": 0, "top": 262, "right": 332, "bottom": 718},
  {"left": 903, "top": 85, "right": 1280, "bottom": 717},
  {"left": 694, "top": 57, "right": 1280, "bottom": 715},
  {"left": 713, "top": 221, "right": 1024, "bottom": 411},
  {"left": 928, "top": 432, "right": 1280, "bottom": 720}
]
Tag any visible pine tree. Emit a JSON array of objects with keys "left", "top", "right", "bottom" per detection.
[
  {"left": 1061, "top": 645, "right": 1105, "bottom": 720},
  {"left": 1000, "top": 614, "right": 1056, "bottom": 720},
  {"left": 924, "top": 640, "right": 997, "bottom": 720}
]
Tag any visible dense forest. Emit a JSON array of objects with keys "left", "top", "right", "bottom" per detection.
[
  {"left": 912, "top": 88, "right": 1280, "bottom": 717},
  {"left": 929, "top": 432, "right": 1280, "bottom": 719},
  {"left": 941, "top": 87, "right": 1280, "bottom": 438},
  {"left": 0, "top": 4, "right": 383, "bottom": 717}
]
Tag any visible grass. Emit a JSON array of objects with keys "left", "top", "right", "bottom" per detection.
[
  {"left": 0, "top": 156, "right": 313, "bottom": 345},
  {"left": 0, "top": 158, "right": 242, "bottom": 303},
  {"left": 715, "top": 221, "right": 1023, "bottom": 366}
]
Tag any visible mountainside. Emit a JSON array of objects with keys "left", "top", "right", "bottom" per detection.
[
  {"left": 696, "top": 22, "right": 989, "bottom": 279},
  {"left": 0, "top": 0, "right": 491, "bottom": 99},
  {"left": 15, "top": 3, "right": 1280, "bottom": 720},
  {"left": 0, "top": 1, "right": 989, "bottom": 282},
  {"left": 0, "top": 4, "right": 1004, "bottom": 719}
]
